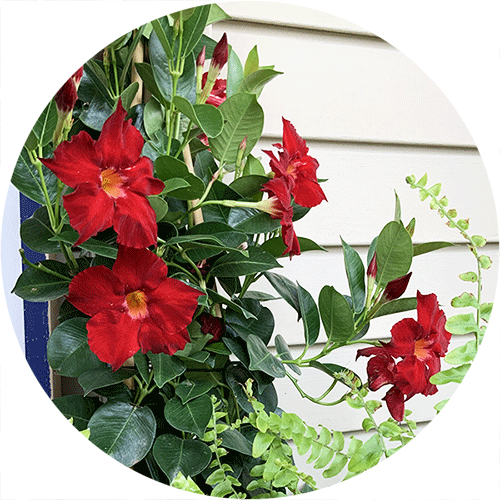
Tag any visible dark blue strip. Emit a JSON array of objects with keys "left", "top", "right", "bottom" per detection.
[{"left": 19, "top": 193, "right": 51, "bottom": 397}]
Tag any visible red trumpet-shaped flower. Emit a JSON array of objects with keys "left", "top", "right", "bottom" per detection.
[
  {"left": 41, "top": 100, "right": 165, "bottom": 248},
  {"left": 263, "top": 118, "right": 327, "bottom": 208},
  {"left": 67, "top": 246, "right": 204, "bottom": 371},
  {"left": 260, "top": 176, "right": 300, "bottom": 258},
  {"left": 357, "top": 291, "right": 451, "bottom": 421}
]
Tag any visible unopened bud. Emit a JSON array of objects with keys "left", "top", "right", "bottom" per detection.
[
  {"left": 196, "top": 45, "right": 206, "bottom": 68},
  {"left": 367, "top": 253, "right": 377, "bottom": 279},
  {"left": 383, "top": 272, "right": 412, "bottom": 301},
  {"left": 211, "top": 33, "right": 228, "bottom": 72}
]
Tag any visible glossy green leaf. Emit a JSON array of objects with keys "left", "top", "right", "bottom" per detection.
[
  {"left": 79, "top": 93, "right": 113, "bottom": 131},
  {"left": 209, "top": 93, "right": 264, "bottom": 164},
  {"left": 206, "top": 289, "right": 257, "bottom": 320},
  {"left": 444, "top": 340, "right": 478, "bottom": 365},
  {"left": 181, "top": 4, "right": 211, "bottom": 57},
  {"left": 229, "top": 174, "right": 269, "bottom": 198},
  {"left": 175, "top": 380, "right": 215, "bottom": 404},
  {"left": 53, "top": 395, "right": 100, "bottom": 431},
  {"left": 220, "top": 428, "right": 253, "bottom": 456},
  {"left": 12, "top": 260, "right": 71, "bottom": 302},
  {"left": 371, "top": 297, "right": 417, "bottom": 319},
  {"left": 148, "top": 352, "right": 186, "bottom": 388},
  {"left": 243, "top": 154, "right": 266, "bottom": 176},
  {"left": 150, "top": 18, "right": 173, "bottom": 60},
  {"left": 148, "top": 195, "right": 169, "bottom": 221},
  {"left": 226, "top": 48, "right": 244, "bottom": 98},
  {"left": 244, "top": 45, "right": 260, "bottom": 77},
  {"left": 153, "top": 433, "right": 212, "bottom": 482},
  {"left": 133, "top": 352, "right": 150, "bottom": 384},
  {"left": 50, "top": 229, "right": 118, "bottom": 259},
  {"left": 247, "top": 334, "right": 286, "bottom": 378},
  {"left": 225, "top": 299, "right": 274, "bottom": 345},
  {"left": 298, "top": 283, "right": 320, "bottom": 346},
  {"left": 164, "top": 395, "right": 212, "bottom": 438},
  {"left": 26, "top": 99, "right": 58, "bottom": 149},
  {"left": 375, "top": 221, "right": 413, "bottom": 286},
  {"left": 143, "top": 97, "right": 164, "bottom": 138},
  {"left": 11, "top": 148, "right": 58, "bottom": 205},
  {"left": 318, "top": 285, "right": 355, "bottom": 343},
  {"left": 227, "top": 207, "right": 281, "bottom": 234},
  {"left": 173, "top": 96, "right": 223, "bottom": 138},
  {"left": 264, "top": 272, "right": 301, "bottom": 316},
  {"left": 275, "top": 334, "right": 301, "bottom": 375},
  {"left": 413, "top": 241, "right": 454, "bottom": 257},
  {"left": 261, "top": 236, "right": 326, "bottom": 258},
  {"left": 78, "top": 367, "right": 136, "bottom": 396},
  {"left": 155, "top": 155, "right": 205, "bottom": 200},
  {"left": 47, "top": 317, "right": 104, "bottom": 377},
  {"left": 211, "top": 246, "right": 281, "bottom": 277},
  {"left": 20, "top": 206, "right": 62, "bottom": 253},
  {"left": 88, "top": 401, "right": 156, "bottom": 467},
  {"left": 430, "top": 363, "right": 470, "bottom": 385},
  {"left": 341, "top": 238, "right": 366, "bottom": 313},
  {"left": 239, "top": 68, "right": 283, "bottom": 96},
  {"left": 134, "top": 62, "right": 168, "bottom": 107},
  {"left": 84, "top": 60, "right": 114, "bottom": 106},
  {"left": 120, "top": 82, "right": 140, "bottom": 110}
]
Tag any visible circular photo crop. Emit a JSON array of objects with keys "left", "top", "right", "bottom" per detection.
[{"left": 3, "top": 2, "right": 497, "bottom": 498}]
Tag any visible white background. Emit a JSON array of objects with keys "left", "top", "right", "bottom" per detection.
[{"left": 0, "top": 1, "right": 498, "bottom": 499}]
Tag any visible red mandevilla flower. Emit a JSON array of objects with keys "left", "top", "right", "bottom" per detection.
[
  {"left": 263, "top": 118, "right": 327, "bottom": 208},
  {"left": 41, "top": 100, "right": 165, "bottom": 248},
  {"left": 198, "top": 312, "right": 226, "bottom": 343},
  {"left": 67, "top": 246, "right": 204, "bottom": 371},
  {"left": 357, "top": 291, "right": 451, "bottom": 421},
  {"left": 260, "top": 176, "right": 300, "bottom": 258},
  {"left": 202, "top": 73, "right": 227, "bottom": 107}
]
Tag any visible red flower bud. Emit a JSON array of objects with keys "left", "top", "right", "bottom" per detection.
[
  {"left": 55, "top": 78, "right": 78, "bottom": 113},
  {"left": 383, "top": 272, "right": 412, "bottom": 301},
  {"left": 211, "top": 33, "right": 228, "bottom": 71},
  {"left": 367, "top": 253, "right": 377, "bottom": 279},
  {"left": 198, "top": 312, "right": 226, "bottom": 343},
  {"left": 196, "top": 45, "right": 206, "bottom": 68}
]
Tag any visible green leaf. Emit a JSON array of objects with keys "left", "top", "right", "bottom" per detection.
[
  {"left": 264, "top": 272, "right": 301, "bottom": 316},
  {"left": 413, "top": 241, "right": 454, "bottom": 257},
  {"left": 341, "top": 238, "right": 366, "bottom": 313},
  {"left": 11, "top": 148, "right": 59, "bottom": 205},
  {"left": 148, "top": 352, "right": 186, "bottom": 388},
  {"left": 211, "top": 246, "right": 281, "bottom": 277},
  {"left": 173, "top": 95, "right": 223, "bottom": 138},
  {"left": 247, "top": 334, "right": 286, "bottom": 378},
  {"left": 459, "top": 271, "right": 478, "bottom": 282},
  {"left": 26, "top": 99, "right": 58, "bottom": 149},
  {"left": 323, "top": 453, "right": 348, "bottom": 478},
  {"left": 226, "top": 48, "right": 244, "bottom": 98},
  {"left": 225, "top": 299, "right": 275, "bottom": 345},
  {"left": 244, "top": 45, "right": 260, "bottom": 77},
  {"left": 47, "top": 317, "right": 104, "bottom": 377},
  {"left": 53, "top": 395, "right": 100, "bottom": 431},
  {"left": 252, "top": 432, "right": 275, "bottom": 458},
  {"left": 12, "top": 260, "right": 71, "bottom": 302},
  {"left": 120, "top": 82, "right": 140, "bottom": 110},
  {"left": 348, "top": 434, "right": 384, "bottom": 473},
  {"left": 148, "top": 195, "right": 169, "bottom": 221},
  {"left": 261, "top": 236, "right": 326, "bottom": 258},
  {"left": 471, "top": 235, "right": 487, "bottom": 247},
  {"left": 275, "top": 334, "right": 301, "bottom": 375},
  {"left": 78, "top": 366, "right": 136, "bottom": 396},
  {"left": 207, "top": 4, "right": 231, "bottom": 25},
  {"left": 478, "top": 255, "right": 492, "bottom": 269},
  {"left": 164, "top": 395, "right": 212, "bottom": 438},
  {"left": 297, "top": 283, "right": 320, "bottom": 346},
  {"left": 451, "top": 292, "right": 479, "bottom": 309},
  {"left": 375, "top": 221, "right": 413, "bottom": 286},
  {"left": 446, "top": 313, "right": 479, "bottom": 335},
  {"left": 134, "top": 62, "right": 168, "bottom": 107},
  {"left": 50, "top": 229, "right": 118, "bottom": 259},
  {"left": 206, "top": 289, "right": 257, "bottom": 319},
  {"left": 371, "top": 297, "right": 417, "bottom": 319},
  {"left": 242, "top": 154, "right": 266, "bottom": 176},
  {"left": 318, "top": 285, "right": 355, "bottom": 343},
  {"left": 155, "top": 155, "right": 205, "bottom": 200},
  {"left": 171, "top": 472, "right": 204, "bottom": 495},
  {"left": 239, "top": 68, "right": 283, "bottom": 96},
  {"left": 175, "top": 380, "right": 215, "bottom": 404},
  {"left": 220, "top": 427, "right": 253, "bottom": 456},
  {"left": 150, "top": 18, "right": 173, "bottom": 60},
  {"left": 153, "top": 433, "right": 212, "bottom": 482},
  {"left": 444, "top": 340, "right": 478, "bottom": 365},
  {"left": 143, "top": 96, "right": 164, "bottom": 138},
  {"left": 181, "top": 4, "right": 211, "bottom": 57},
  {"left": 133, "top": 352, "right": 150, "bottom": 384},
  {"left": 309, "top": 361, "right": 362, "bottom": 389},
  {"left": 20, "top": 206, "right": 62, "bottom": 254},
  {"left": 208, "top": 93, "right": 264, "bottom": 164},
  {"left": 227, "top": 207, "right": 281, "bottom": 234},
  {"left": 88, "top": 401, "right": 156, "bottom": 467},
  {"left": 84, "top": 60, "right": 115, "bottom": 107},
  {"left": 430, "top": 364, "right": 470, "bottom": 385},
  {"left": 229, "top": 174, "right": 269, "bottom": 198}
]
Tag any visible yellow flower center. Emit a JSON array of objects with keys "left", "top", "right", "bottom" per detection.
[
  {"left": 101, "top": 168, "right": 124, "bottom": 199},
  {"left": 414, "top": 338, "right": 431, "bottom": 361},
  {"left": 125, "top": 290, "right": 148, "bottom": 319}
]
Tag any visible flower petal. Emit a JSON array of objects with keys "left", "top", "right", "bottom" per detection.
[
  {"left": 417, "top": 291, "right": 450, "bottom": 355},
  {"left": 113, "top": 191, "right": 158, "bottom": 248},
  {"left": 67, "top": 265, "right": 125, "bottom": 316},
  {"left": 63, "top": 183, "right": 115, "bottom": 246},
  {"left": 383, "top": 385, "right": 405, "bottom": 422},
  {"left": 41, "top": 131, "right": 101, "bottom": 188},
  {"left": 291, "top": 174, "right": 327, "bottom": 208},
  {"left": 148, "top": 279, "right": 203, "bottom": 333},
  {"left": 96, "top": 100, "right": 143, "bottom": 170},
  {"left": 138, "top": 320, "right": 190, "bottom": 355},
  {"left": 366, "top": 352, "right": 396, "bottom": 391},
  {"left": 385, "top": 318, "right": 422, "bottom": 358},
  {"left": 87, "top": 309, "right": 140, "bottom": 371},
  {"left": 282, "top": 118, "right": 309, "bottom": 158},
  {"left": 112, "top": 246, "right": 169, "bottom": 292},
  {"left": 122, "top": 157, "right": 165, "bottom": 196},
  {"left": 395, "top": 356, "right": 428, "bottom": 396}
]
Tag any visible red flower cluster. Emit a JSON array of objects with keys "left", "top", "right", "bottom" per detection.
[
  {"left": 260, "top": 119, "right": 327, "bottom": 257},
  {"left": 67, "top": 246, "right": 203, "bottom": 371},
  {"left": 42, "top": 100, "right": 165, "bottom": 249},
  {"left": 356, "top": 292, "right": 451, "bottom": 421}
]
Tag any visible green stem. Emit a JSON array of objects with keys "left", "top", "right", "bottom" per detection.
[
  {"left": 109, "top": 46, "right": 120, "bottom": 97},
  {"left": 19, "top": 249, "right": 71, "bottom": 281},
  {"left": 286, "top": 373, "right": 347, "bottom": 406}
]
